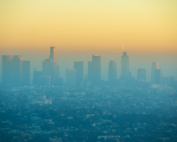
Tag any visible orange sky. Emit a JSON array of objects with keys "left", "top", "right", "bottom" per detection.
[{"left": 0, "top": 0, "right": 177, "bottom": 54}]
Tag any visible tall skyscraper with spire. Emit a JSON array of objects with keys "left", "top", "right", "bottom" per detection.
[
  {"left": 121, "top": 52, "right": 129, "bottom": 84},
  {"left": 49, "top": 46, "right": 56, "bottom": 64},
  {"left": 108, "top": 60, "right": 117, "bottom": 85}
]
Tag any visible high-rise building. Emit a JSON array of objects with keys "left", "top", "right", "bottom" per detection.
[
  {"left": 88, "top": 61, "right": 93, "bottom": 82},
  {"left": 42, "top": 47, "right": 60, "bottom": 85},
  {"left": 137, "top": 68, "right": 146, "bottom": 82},
  {"left": 2, "top": 55, "right": 29, "bottom": 88},
  {"left": 151, "top": 62, "right": 159, "bottom": 84},
  {"left": 38, "top": 76, "right": 51, "bottom": 87},
  {"left": 22, "top": 61, "right": 30, "bottom": 86},
  {"left": 12, "top": 56, "right": 23, "bottom": 87},
  {"left": 53, "top": 76, "right": 63, "bottom": 86},
  {"left": 66, "top": 69, "right": 76, "bottom": 88},
  {"left": 33, "top": 69, "right": 43, "bottom": 85},
  {"left": 74, "top": 61, "right": 83, "bottom": 87},
  {"left": 121, "top": 52, "right": 129, "bottom": 83},
  {"left": 154, "top": 69, "right": 162, "bottom": 84},
  {"left": 54, "top": 64, "right": 60, "bottom": 77},
  {"left": 108, "top": 60, "right": 117, "bottom": 85},
  {"left": 42, "top": 59, "right": 52, "bottom": 76},
  {"left": 2, "top": 55, "right": 14, "bottom": 87},
  {"left": 49, "top": 46, "right": 56, "bottom": 64},
  {"left": 88, "top": 55, "right": 101, "bottom": 86}
]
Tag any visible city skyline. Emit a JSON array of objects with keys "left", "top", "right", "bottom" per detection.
[
  {"left": 1, "top": 47, "right": 177, "bottom": 88},
  {"left": 1, "top": 1, "right": 177, "bottom": 141},
  {"left": 0, "top": 51, "right": 177, "bottom": 82},
  {"left": 0, "top": 0, "right": 177, "bottom": 83},
  {"left": 0, "top": 46, "right": 176, "bottom": 82}
]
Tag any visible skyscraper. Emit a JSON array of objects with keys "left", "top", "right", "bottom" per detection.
[
  {"left": 121, "top": 52, "right": 129, "bottom": 83},
  {"left": 108, "top": 60, "right": 117, "bottom": 85},
  {"left": 42, "top": 47, "right": 59, "bottom": 85},
  {"left": 66, "top": 69, "right": 76, "bottom": 88},
  {"left": 12, "top": 56, "right": 23, "bottom": 87},
  {"left": 33, "top": 69, "right": 43, "bottom": 85},
  {"left": 49, "top": 46, "right": 56, "bottom": 64},
  {"left": 137, "top": 68, "right": 146, "bottom": 82},
  {"left": 42, "top": 59, "right": 52, "bottom": 76},
  {"left": 2, "top": 55, "right": 14, "bottom": 87},
  {"left": 38, "top": 76, "right": 51, "bottom": 87},
  {"left": 88, "top": 54, "right": 101, "bottom": 86},
  {"left": 54, "top": 64, "right": 60, "bottom": 77},
  {"left": 151, "top": 62, "right": 159, "bottom": 84},
  {"left": 2, "top": 55, "right": 30, "bottom": 88},
  {"left": 154, "top": 69, "right": 162, "bottom": 84},
  {"left": 74, "top": 61, "right": 84, "bottom": 87},
  {"left": 88, "top": 61, "right": 93, "bottom": 82}
]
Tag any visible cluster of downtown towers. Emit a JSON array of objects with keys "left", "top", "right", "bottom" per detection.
[{"left": 2, "top": 47, "right": 166, "bottom": 88}]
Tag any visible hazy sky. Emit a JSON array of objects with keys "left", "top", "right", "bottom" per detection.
[
  {"left": 0, "top": 0, "right": 177, "bottom": 81},
  {"left": 0, "top": 0, "right": 177, "bottom": 52}
]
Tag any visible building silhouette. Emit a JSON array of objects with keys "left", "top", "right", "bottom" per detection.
[
  {"left": 66, "top": 69, "right": 76, "bottom": 88},
  {"left": 2, "top": 55, "right": 14, "bottom": 87},
  {"left": 74, "top": 61, "right": 83, "bottom": 87},
  {"left": 38, "top": 76, "right": 51, "bottom": 87},
  {"left": 88, "top": 55, "right": 101, "bottom": 86},
  {"left": 108, "top": 60, "right": 117, "bottom": 85},
  {"left": 154, "top": 69, "right": 162, "bottom": 84},
  {"left": 2, "top": 55, "right": 30, "bottom": 88},
  {"left": 3, "top": 49, "right": 176, "bottom": 89},
  {"left": 33, "top": 70, "right": 43, "bottom": 85},
  {"left": 42, "top": 59, "right": 52, "bottom": 76},
  {"left": 12, "top": 56, "right": 24, "bottom": 87},
  {"left": 50, "top": 46, "right": 56, "bottom": 64},
  {"left": 121, "top": 52, "right": 129, "bottom": 84},
  {"left": 42, "top": 47, "right": 59, "bottom": 85},
  {"left": 151, "top": 62, "right": 159, "bottom": 84},
  {"left": 137, "top": 68, "right": 146, "bottom": 82}
]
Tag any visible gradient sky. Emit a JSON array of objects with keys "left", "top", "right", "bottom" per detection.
[
  {"left": 0, "top": 0, "right": 177, "bottom": 53},
  {"left": 0, "top": 0, "right": 177, "bottom": 81}
]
